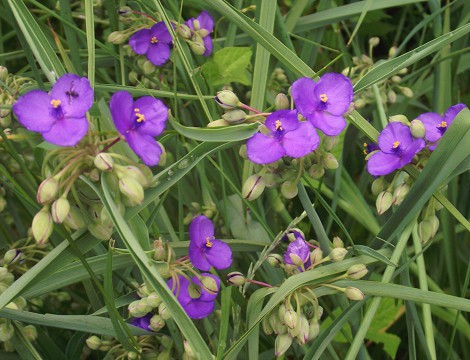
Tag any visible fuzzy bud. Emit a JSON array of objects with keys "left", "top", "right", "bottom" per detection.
[
  {"left": 275, "top": 93, "right": 290, "bottom": 110},
  {"left": 222, "top": 109, "right": 247, "bottom": 124},
  {"left": 275, "top": 333, "right": 293, "bottom": 357},
  {"left": 158, "top": 303, "right": 171, "bottom": 320},
  {"left": 107, "top": 31, "right": 127, "bottom": 44},
  {"left": 37, "top": 177, "right": 59, "bottom": 204},
  {"left": 214, "top": 90, "right": 240, "bottom": 109},
  {"left": 344, "top": 286, "right": 365, "bottom": 301},
  {"left": 267, "top": 253, "right": 283, "bottom": 268},
  {"left": 322, "top": 153, "right": 339, "bottom": 170},
  {"left": 149, "top": 314, "right": 165, "bottom": 331},
  {"left": 3, "top": 249, "right": 23, "bottom": 266},
  {"left": 51, "top": 197, "right": 70, "bottom": 224},
  {"left": 392, "top": 183, "right": 410, "bottom": 206},
  {"left": 128, "top": 300, "right": 152, "bottom": 317},
  {"left": 310, "top": 248, "right": 323, "bottom": 266},
  {"left": 308, "top": 164, "right": 325, "bottom": 179},
  {"left": 410, "top": 119, "right": 425, "bottom": 139},
  {"left": 119, "top": 177, "right": 144, "bottom": 204},
  {"left": 146, "top": 292, "right": 162, "bottom": 308},
  {"left": 242, "top": 174, "right": 265, "bottom": 201},
  {"left": 328, "top": 247, "right": 348, "bottom": 262},
  {"left": 347, "top": 264, "right": 368, "bottom": 280},
  {"left": 371, "top": 177, "right": 387, "bottom": 196},
  {"left": 86, "top": 335, "right": 102, "bottom": 350},
  {"left": 308, "top": 320, "right": 320, "bottom": 341},
  {"left": 281, "top": 181, "right": 298, "bottom": 199},
  {"left": 388, "top": 114, "right": 409, "bottom": 125},
  {"left": 376, "top": 190, "right": 393, "bottom": 215},
  {"left": 177, "top": 24, "right": 192, "bottom": 39},
  {"left": 32, "top": 208, "right": 53, "bottom": 245},
  {"left": 227, "top": 272, "right": 246, "bottom": 286}
]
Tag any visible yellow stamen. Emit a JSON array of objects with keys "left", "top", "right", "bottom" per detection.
[
  {"left": 363, "top": 143, "right": 367, "bottom": 147},
  {"left": 205, "top": 237, "right": 212, "bottom": 248},
  {"left": 134, "top": 108, "right": 146, "bottom": 123},
  {"left": 151, "top": 36, "right": 158, "bottom": 44},
  {"left": 275, "top": 119, "right": 283, "bottom": 131},
  {"left": 50, "top": 99, "right": 61, "bottom": 108},
  {"left": 392, "top": 141, "right": 400, "bottom": 149},
  {"left": 319, "top": 93, "right": 328, "bottom": 103},
  {"left": 437, "top": 120, "right": 447, "bottom": 128}
]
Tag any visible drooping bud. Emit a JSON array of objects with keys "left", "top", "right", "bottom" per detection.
[
  {"left": 153, "top": 238, "right": 167, "bottom": 261},
  {"left": 283, "top": 308, "right": 298, "bottom": 330},
  {"left": 387, "top": 90, "right": 397, "bottom": 104},
  {"left": 63, "top": 206, "right": 86, "bottom": 230},
  {"left": 388, "top": 114, "right": 409, "bottom": 125},
  {"left": 371, "top": 177, "right": 387, "bottom": 196},
  {"left": 116, "top": 165, "right": 149, "bottom": 187},
  {"left": 281, "top": 181, "right": 298, "bottom": 199},
  {"left": 23, "top": 325, "right": 38, "bottom": 341},
  {"left": 36, "top": 177, "right": 59, "bottom": 204},
  {"left": 392, "top": 183, "right": 410, "bottom": 206},
  {"left": 222, "top": 109, "right": 247, "bottom": 124},
  {"left": 270, "top": 312, "right": 287, "bottom": 335},
  {"left": 428, "top": 215, "right": 439, "bottom": 238},
  {"left": 275, "top": 333, "right": 293, "bottom": 357},
  {"left": 3, "top": 249, "right": 24, "bottom": 266},
  {"left": 399, "top": 86, "right": 414, "bottom": 98},
  {"left": 51, "top": 197, "right": 70, "bottom": 224},
  {"left": 410, "top": 119, "right": 425, "bottom": 139},
  {"left": 86, "top": 335, "right": 102, "bottom": 350},
  {"left": 137, "top": 283, "right": 151, "bottom": 298},
  {"left": 107, "top": 31, "right": 127, "bottom": 44},
  {"left": 94, "top": 153, "right": 114, "bottom": 171},
  {"left": 119, "top": 177, "right": 144, "bottom": 204},
  {"left": 308, "top": 164, "right": 325, "bottom": 179},
  {"left": 376, "top": 190, "right": 393, "bottom": 215},
  {"left": 310, "top": 248, "right": 323, "bottom": 266},
  {"left": 347, "top": 264, "right": 368, "bottom": 280},
  {"left": 308, "top": 319, "right": 320, "bottom": 341},
  {"left": 267, "top": 253, "right": 283, "bottom": 268},
  {"left": 214, "top": 90, "right": 240, "bottom": 109},
  {"left": 0, "top": 66, "right": 7, "bottom": 82},
  {"left": 158, "top": 303, "right": 172, "bottom": 320},
  {"left": 275, "top": 93, "right": 290, "bottom": 110},
  {"left": 88, "top": 222, "right": 113, "bottom": 240},
  {"left": 128, "top": 300, "right": 152, "bottom": 317},
  {"left": 242, "top": 174, "right": 265, "bottom": 201},
  {"left": 262, "top": 316, "right": 273, "bottom": 335},
  {"left": 369, "top": 37, "right": 380, "bottom": 47},
  {"left": 322, "top": 153, "right": 339, "bottom": 170},
  {"left": 344, "top": 286, "right": 365, "bottom": 301},
  {"left": 188, "top": 39, "right": 206, "bottom": 56},
  {"left": 32, "top": 207, "right": 53, "bottom": 245},
  {"left": 296, "top": 315, "right": 309, "bottom": 345},
  {"left": 418, "top": 219, "right": 433, "bottom": 244},
  {"left": 0, "top": 322, "right": 14, "bottom": 342},
  {"left": 333, "top": 236, "right": 344, "bottom": 248},
  {"left": 328, "top": 247, "right": 348, "bottom": 262},
  {"left": 149, "top": 314, "right": 165, "bottom": 331},
  {"left": 227, "top": 272, "right": 246, "bottom": 286}
]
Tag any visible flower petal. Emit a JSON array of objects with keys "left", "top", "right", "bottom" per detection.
[
  {"left": 282, "top": 121, "right": 320, "bottom": 158},
  {"left": 129, "top": 28, "right": 151, "bottom": 55},
  {"left": 444, "top": 103, "right": 466, "bottom": 125},
  {"left": 13, "top": 90, "right": 56, "bottom": 132},
  {"left": 284, "top": 236, "right": 310, "bottom": 265},
  {"left": 366, "top": 151, "right": 402, "bottom": 176},
  {"left": 150, "top": 22, "right": 173, "bottom": 44},
  {"left": 313, "top": 73, "right": 353, "bottom": 115},
  {"left": 188, "top": 242, "right": 211, "bottom": 271},
  {"left": 291, "top": 77, "right": 318, "bottom": 115},
  {"left": 417, "top": 112, "right": 443, "bottom": 143},
  {"left": 306, "top": 112, "right": 347, "bottom": 136},
  {"left": 110, "top": 91, "right": 134, "bottom": 135},
  {"left": 184, "top": 300, "right": 215, "bottom": 319},
  {"left": 265, "top": 110, "right": 298, "bottom": 132},
  {"left": 42, "top": 117, "right": 88, "bottom": 146},
  {"left": 133, "top": 96, "right": 168, "bottom": 136},
  {"left": 189, "top": 215, "right": 214, "bottom": 245},
  {"left": 126, "top": 131, "right": 162, "bottom": 166},
  {"left": 205, "top": 239, "right": 232, "bottom": 270},
  {"left": 146, "top": 42, "right": 171, "bottom": 66},
  {"left": 197, "top": 11, "right": 214, "bottom": 32},
  {"left": 400, "top": 138, "right": 425, "bottom": 167},
  {"left": 202, "top": 35, "right": 213, "bottom": 56},
  {"left": 50, "top": 74, "right": 93, "bottom": 117},
  {"left": 246, "top": 133, "right": 285, "bottom": 164}
]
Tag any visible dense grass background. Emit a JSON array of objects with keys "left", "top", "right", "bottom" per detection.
[{"left": 0, "top": 0, "right": 469, "bottom": 359}]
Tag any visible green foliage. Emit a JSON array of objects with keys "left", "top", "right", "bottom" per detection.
[{"left": 202, "top": 47, "right": 253, "bottom": 86}]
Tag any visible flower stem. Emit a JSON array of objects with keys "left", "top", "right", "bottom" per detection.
[
  {"left": 239, "top": 103, "right": 263, "bottom": 114},
  {"left": 246, "top": 279, "right": 272, "bottom": 288},
  {"left": 101, "top": 137, "right": 121, "bottom": 153}
]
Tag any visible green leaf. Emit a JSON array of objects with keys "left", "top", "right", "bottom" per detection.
[
  {"left": 202, "top": 47, "right": 253, "bottom": 86},
  {"left": 354, "top": 245, "right": 396, "bottom": 267}
]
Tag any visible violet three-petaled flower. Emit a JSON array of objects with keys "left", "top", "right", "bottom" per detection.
[
  {"left": 167, "top": 273, "right": 220, "bottom": 319},
  {"left": 130, "top": 314, "right": 153, "bottom": 331},
  {"left": 291, "top": 73, "right": 353, "bottom": 136},
  {"left": 110, "top": 91, "right": 168, "bottom": 166},
  {"left": 129, "top": 22, "right": 173, "bottom": 66},
  {"left": 188, "top": 215, "right": 232, "bottom": 271},
  {"left": 13, "top": 74, "right": 93, "bottom": 146},
  {"left": 186, "top": 11, "right": 214, "bottom": 56},
  {"left": 366, "top": 122, "right": 426, "bottom": 176},
  {"left": 246, "top": 109, "right": 320, "bottom": 164},
  {"left": 417, "top": 103, "right": 466, "bottom": 151},
  {"left": 284, "top": 235, "right": 310, "bottom": 267}
]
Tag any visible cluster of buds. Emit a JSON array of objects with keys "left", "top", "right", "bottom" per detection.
[
  {"left": 342, "top": 37, "right": 412, "bottom": 109},
  {"left": 372, "top": 170, "right": 412, "bottom": 215}
]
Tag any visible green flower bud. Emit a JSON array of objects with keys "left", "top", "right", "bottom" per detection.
[
  {"left": 88, "top": 222, "right": 113, "bottom": 240},
  {"left": 310, "top": 248, "right": 323, "bottom": 266},
  {"left": 160, "top": 335, "right": 173, "bottom": 349},
  {"left": 242, "top": 174, "right": 266, "bottom": 201},
  {"left": 137, "top": 283, "right": 151, "bottom": 298},
  {"left": 188, "top": 36, "right": 206, "bottom": 56},
  {"left": 267, "top": 253, "right": 283, "bottom": 268},
  {"left": 289, "top": 253, "right": 304, "bottom": 267},
  {"left": 127, "top": 351, "right": 139, "bottom": 360},
  {"left": 371, "top": 177, "right": 387, "bottom": 196},
  {"left": 410, "top": 119, "right": 425, "bottom": 139},
  {"left": 387, "top": 90, "right": 397, "bottom": 104},
  {"left": 222, "top": 109, "right": 247, "bottom": 124},
  {"left": 0, "top": 267, "right": 8, "bottom": 281},
  {"left": 142, "top": 60, "right": 155, "bottom": 75},
  {"left": 13, "top": 296, "right": 26, "bottom": 310},
  {"left": 0, "top": 66, "right": 7, "bottom": 82},
  {"left": 333, "top": 236, "right": 344, "bottom": 248},
  {"left": 355, "top": 98, "right": 367, "bottom": 108},
  {"left": 262, "top": 316, "right": 273, "bottom": 335},
  {"left": 281, "top": 180, "right": 298, "bottom": 199},
  {"left": 0, "top": 322, "right": 14, "bottom": 342},
  {"left": 308, "top": 320, "right": 320, "bottom": 341},
  {"left": 183, "top": 340, "right": 196, "bottom": 359},
  {"left": 32, "top": 207, "right": 53, "bottom": 245},
  {"left": 275, "top": 93, "right": 290, "bottom": 110},
  {"left": 86, "top": 336, "right": 102, "bottom": 350},
  {"left": 428, "top": 215, "right": 439, "bottom": 238},
  {"left": 296, "top": 315, "right": 309, "bottom": 345},
  {"left": 392, "top": 183, "right": 410, "bottom": 206},
  {"left": 119, "top": 177, "right": 144, "bottom": 204},
  {"left": 270, "top": 312, "right": 287, "bottom": 335},
  {"left": 37, "top": 177, "right": 59, "bottom": 204},
  {"left": 328, "top": 247, "right": 348, "bottom": 262},
  {"left": 51, "top": 197, "right": 70, "bottom": 224},
  {"left": 116, "top": 165, "right": 149, "bottom": 187},
  {"left": 0, "top": 197, "right": 7, "bottom": 212},
  {"left": 227, "top": 272, "right": 246, "bottom": 286},
  {"left": 128, "top": 299, "right": 152, "bottom": 317},
  {"left": 323, "top": 136, "right": 339, "bottom": 151},
  {"left": 63, "top": 206, "right": 86, "bottom": 230},
  {"left": 23, "top": 325, "right": 38, "bottom": 341},
  {"left": 388, "top": 114, "right": 409, "bottom": 125},
  {"left": 388, "top": 46, "right": 398, "bottom": 57},
  {"left": 399, "top": 86, "right": 414, "bottom": 98},
  {"left": 275, "top": 333, "right": 293, "bottom": 357},
  {"left": 215, "top": 90, "right": 240, "bottom": 109},
  {"left": 207, "top": 119, "right": 230, "bottom": 127},
  {"left": 107, "top": 31, "right": 127, "bottom": 44},
  {"left": 200, "top": 275, "right": 218, "bottom": 296},
  {"left": 308, "top": 164, "right": 325, "bottom": 179},
  {"left": 158, "top": 303, "right": 171, "bottom": 320},
  {"left": 347, "top": 264, "right": 368, "bottom": 280},
  {"left": 376, "top": 190, "right": 393, "bottom": 215},
  {"left": 152, "top": 238, "right": 167, "bottom": 261},
  {"left": 118, "top": 6, "right": 132, "bottom": 16},
  {"left": 369, "top": 37, "right": 380, "bottom": 47},
  {"left": 418, "top": 219, "right": 433, "bottom": 244},
  {"left": 322, "top": 153, "right": 339, "bottom": 170},
  {"left": 177, "top": 24, "right": 192, "bottom": 39},
  {"left": 3, "top": 249, "right": 23, "bottom": 266},
  {"left": 149, "top": 314, "right": 165, "bottom": 331},
  {"left": 94, "top": 153, "right": 114, "bottom": 171},
  {"left": 344, "top": 286, "right": 365, "bottom": 301},
  {"left": 145, "top": 292, "right": 162, "bottom": 308},
  {"left": 283, "top": 308, "right": 298, "bottom": 329}
]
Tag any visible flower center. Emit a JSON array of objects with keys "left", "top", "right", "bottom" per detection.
[
  {"left": 319, "top": 93, "right": 328, "bottom": 103},
  {"left": 151, "top": 36, "right": 158, "bottom": 44},
  {"left": 437, "top": 120, "right": 447, "bottom": 129},
  {"left": 205, "top": 237, "right": 213, "bottom": 248},
  {"left": 275, "top": 119, "right": 283, "bottom": 131},
  {"left": 392, "top": 141, "right": 400, "bottom": 149},
  {"left": 134, "top": 108, "right": 146, "bottom": 123},
  {"left": 50, "top": 99, "right": 61, "bottom": 108}
]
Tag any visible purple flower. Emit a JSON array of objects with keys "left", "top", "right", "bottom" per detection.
[
  {"left": 130, "top": 314, "right": 152, "bottom": 331},
  {"left": 291, "top": 73, "right": 353, "bottom": 136},
  {"left": 417, "top": 103, "right": 466, "bottom": 150},
  {"left": 168, "top": 273, "right": 220, "bottom": 319},
  {"left": 367, "top": 122, "right": 426, "bottom": 176},
  {"left": 186, "top": 11, "right": 214, "bottom": 56},
  {"left": 363, "top": 142, "right": 379, "bottom": 155},
  {"left": 284, "top": 235, "right": 310, "bottom": 266},
  {"left": 13, "top": 74, "right": 93, "bottom": 146},
  {"left": 246, "top": 110, "right": 320, "bottom": 164},
  {"left": 110, "top": 91, "right": 168, "bottom": 166},
  {"left": 129, "top": 22, "right": 173, "bottom": 66},
  {"left": 188, "top": 215, "right": 232, "bottom": 271}
]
